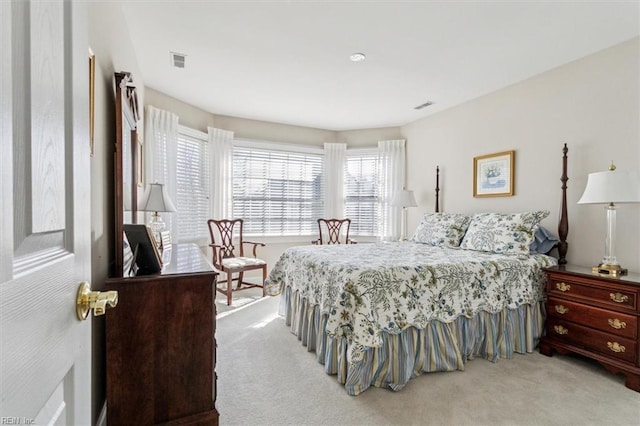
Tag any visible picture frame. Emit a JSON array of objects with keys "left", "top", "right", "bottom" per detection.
[
  {"left": 123, "top": 224, "right": 163, "bottom": 275},
  {"left": 89, "top": 49, "right": 95, "bottom": 156},
  {"left": 473, "top": 150, "right": 515, "bottom": 197}
]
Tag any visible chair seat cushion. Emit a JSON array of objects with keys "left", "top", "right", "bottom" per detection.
[{"left": 221, "top": 256, "right": 266, "bottom": 269}]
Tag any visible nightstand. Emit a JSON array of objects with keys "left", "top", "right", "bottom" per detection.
[{"left": 540, "top": 265, "right": 640, "bottom": 392}]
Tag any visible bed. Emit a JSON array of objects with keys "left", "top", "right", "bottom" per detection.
[{"left": 265, "top": 145, "right": 569, "bottom": 396}]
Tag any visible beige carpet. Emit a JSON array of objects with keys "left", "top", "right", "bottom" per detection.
[
  {"left": 216, "top": 296, "right": 640, "bottom": 426},
  {"left": 215, "top": 286, "right": 266, "bottom": 317}
]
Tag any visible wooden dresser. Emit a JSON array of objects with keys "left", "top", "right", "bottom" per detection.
[
  {"left": 540, "top": 265, "right": 640, "bottom": 392},
  {"left": 106, "top": 244, "right": 219, "bottom": 425}
]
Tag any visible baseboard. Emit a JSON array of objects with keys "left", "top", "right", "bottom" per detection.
[{"left": 96, "top": 402, "right": 107, "bottom": 426}]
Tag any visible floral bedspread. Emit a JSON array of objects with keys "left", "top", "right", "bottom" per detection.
[{"left": 266, "top": 242, "right": 556, "bottom": 355}]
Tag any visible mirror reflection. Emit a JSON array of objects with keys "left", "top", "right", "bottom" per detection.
[{"left": 113, "top": 72, "right": 140, "bottom": 278}]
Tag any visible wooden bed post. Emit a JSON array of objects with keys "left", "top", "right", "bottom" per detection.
[
  {"left": 435, "top": 166, "right": 440, "bottom": 213},
  {"left": 558, "top": 143, "right": 569, "bottom": 265}
]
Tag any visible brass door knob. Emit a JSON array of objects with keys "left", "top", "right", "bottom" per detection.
[{"left": 76, "top": 282, "right": 118, "bottom": 320}]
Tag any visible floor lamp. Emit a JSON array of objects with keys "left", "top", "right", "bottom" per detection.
[
  {"left": 578, "top": 163, "right": 640, "bottom": 277},
  {"left": 392, "top": 189, "right": 418, "bottom": 241}
]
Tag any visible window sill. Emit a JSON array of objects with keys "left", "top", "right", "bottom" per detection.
[{"left": 243, "top": 235, "right": 380, "bottom": 245}]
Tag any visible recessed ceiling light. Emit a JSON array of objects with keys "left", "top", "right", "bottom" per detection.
[{"left": 350, "top": 53, "right": 366, "bottom": 62}]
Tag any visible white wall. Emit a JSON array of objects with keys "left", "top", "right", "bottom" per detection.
[
  {"left": 145, "top": 87, "right": 337, "bottom": 146},
  {"left": 402, "top": 37, "right": 640, "bottom": 272}
]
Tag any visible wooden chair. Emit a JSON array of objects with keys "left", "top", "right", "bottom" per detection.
[
  {"left": 207, "top": 219, "right": 267, "bottom": 306},
  {"left": 312, "top": 218, "right": 357, "bottom": 245}
]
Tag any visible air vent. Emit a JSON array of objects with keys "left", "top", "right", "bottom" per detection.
[
  {"left": 414, "top": 101, "right": 434, "bottom": 110},
  {"left": 170, "top": 52, "right": 187, "bottom": 69}
]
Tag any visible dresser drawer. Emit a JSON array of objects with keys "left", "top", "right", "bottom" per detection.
[
  {"left": 546, "top": 319, "right": 637, "bottom": 364},
  {"left": 547, "top": 278, "right": 636, "bottom": 311},
  {"left": 547, "top": 297, "right": 638, "bottom": 339}
]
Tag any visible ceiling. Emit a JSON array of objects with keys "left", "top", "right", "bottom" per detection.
[{"left": 121, "top": 1, "right": 639, "bottom": 131}]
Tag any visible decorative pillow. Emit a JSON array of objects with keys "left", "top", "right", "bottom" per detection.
[
  {"left": 530, "top": 226, "right": 559, "bottom": 254},
  {"left": 411, "top": 213, "right": 472, "bottom": 247},
  {"left": 460, "top": 211, "right": 550, "bottom": 255}
]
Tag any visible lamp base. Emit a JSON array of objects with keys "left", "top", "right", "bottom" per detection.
[
  {"left": 147, "top": 212, "right": 165, "bottom": 249},
  {"left": 592, "top": 263, "right": 628, "bottom": 278}
]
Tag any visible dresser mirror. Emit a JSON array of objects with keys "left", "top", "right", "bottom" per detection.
[{"left": 113, "top": 72, "right": 140, "bottom": 277}]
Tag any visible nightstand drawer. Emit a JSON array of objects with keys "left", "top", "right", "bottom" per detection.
[
  {"left": 547, "top": 319, "right": 637, "bottom": 364},
  {"left": 547, "top": 278, "right": 636, "bottom": 311},
  {"left": 547, "top": 297, "right": 638, "bottom": 339}
]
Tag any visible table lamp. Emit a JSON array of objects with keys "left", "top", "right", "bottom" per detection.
[
  {"left": 139, "top": 183, "right": 177, "bottom": 246},
  {"left": 392, "top": 189, "right": 418, "bottom": 241},
  {"left": 578, "top": 163, "right": 640, "bottom": 277}
]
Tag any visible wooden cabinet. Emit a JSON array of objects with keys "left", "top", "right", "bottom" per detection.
[
  {"left": 540, "top": 265, "right": 640, "bottom": 392},
  {"left": 106, "top": 244, "right": 219, "bottom": 425}
]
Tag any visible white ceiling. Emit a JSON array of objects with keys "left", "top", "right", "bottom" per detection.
[{"left": 121, "top": 1, "right": 639, "bottom": 131}]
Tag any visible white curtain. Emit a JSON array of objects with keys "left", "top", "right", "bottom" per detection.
[
  {"left": 208, "top": 127, "right": 234, "bottom": 219},
  {"left": 145, "top": 105, "right": 179, "bottom": 240},
  {"left": 378, "top": 139, "right": 406, "bottom": 241},
  {"left": 323, "top": 143, "right": 346, "bottom": 218}
]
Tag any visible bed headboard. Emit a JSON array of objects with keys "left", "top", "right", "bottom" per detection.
[
  {"left": 558, "top": 143, "right": 569, "bottom": 265},
  {"left": 435, "top": 166, "right": 440, "bottom": 213},
  {"left": 432, "top": 144, "right": 569, "bottom": 263}
]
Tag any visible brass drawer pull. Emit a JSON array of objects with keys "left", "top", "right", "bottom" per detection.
[
  {"left": 554, "top": 305, "right": 569, "bottom": 314},
  {"left": 610, "top": 292, "right": 629, "bottom": 303},
  {"left": 608, "top": 318, "right": 627, "bottom": 330},
  {"left": 555, "top": 282, "right": 571, "bottom": 292},
  {"left": 554, "top": 325, "right": 568, "bottom": 335},
  {"left": 607, "top": 342, "right": 626, "bottom": 353}
]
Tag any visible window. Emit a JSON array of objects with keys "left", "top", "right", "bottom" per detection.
[
  {"left": 233, "top": 142, "right": 324, "bottom": 236},
  {"left": 344, "top": 150, "right": 380, "bottom": 236},
  {"left": 176, "top": 126, "right": 210, "bottom": 241}
]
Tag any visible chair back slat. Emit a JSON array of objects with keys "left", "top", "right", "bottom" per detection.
[
  {"left": 317, "top": 218, "right": 351, "bottom": 244},
  {"left": 207, "top": 219, "right": 245, "bottom": 264}
]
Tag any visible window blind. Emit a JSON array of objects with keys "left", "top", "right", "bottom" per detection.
[
  {"left": 233, "top": 145, "right": 324, "bottom": 236},
  {"left": 345, "top": 151, "right": 380, "bottom": 236},
  {"left": 176, "top": 129, "right": 210, "bottom": 241}
]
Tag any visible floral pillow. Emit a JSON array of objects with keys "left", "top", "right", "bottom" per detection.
[
  {"left": 411, "top": 213, "right": 472, "bottom": 247},
  {"left": 460, "top": 210, "right": 550, "bottom": 255}
]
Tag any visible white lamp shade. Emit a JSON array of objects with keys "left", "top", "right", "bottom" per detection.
[
  {"left": 391, "top": 189, "right": 418, "bottom": 208},
  {"left": 139, "top": 183, "right": 177, "bottom": 212},
  {"left": 578, "top": 170, "right": 640, "bottom": 204}
]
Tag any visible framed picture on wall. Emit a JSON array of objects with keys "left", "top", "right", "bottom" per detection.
[
  {"left": 89, "top": 49, "right": 95, "bottom": 156},
  {"left": 473, "top": 150, "right": 515, "bottom": 197}
]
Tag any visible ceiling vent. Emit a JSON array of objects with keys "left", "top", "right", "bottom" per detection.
[
  {"left": 414, "top": 101, "right": 434, "bottom": 110},
  {"left": 170, "top": 52, "right": 186, "bottom": 69}
]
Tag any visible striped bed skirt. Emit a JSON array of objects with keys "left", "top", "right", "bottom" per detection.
[{"left": 279, "top": 285, "right": 545, "bottom": 396}]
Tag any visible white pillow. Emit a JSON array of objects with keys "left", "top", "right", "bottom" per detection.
[
  {"left": 411, "top": 213, "right": 472, "bottom": 247},
  {"left": 460, "top": 211, "right": 550, "bottom": 255}
]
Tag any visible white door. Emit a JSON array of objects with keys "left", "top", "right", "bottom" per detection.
[{"left": 1, "top": 1, "right": 91, "bottom": 424}]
